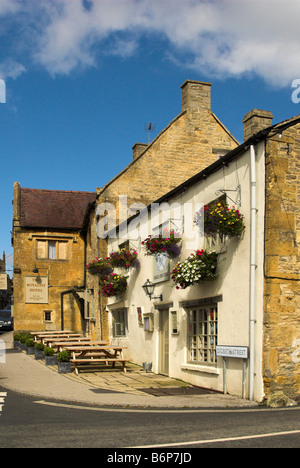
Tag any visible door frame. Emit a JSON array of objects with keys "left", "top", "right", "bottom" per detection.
[{"left": 159, "top": 309, "right": 170, "bottom": 375}]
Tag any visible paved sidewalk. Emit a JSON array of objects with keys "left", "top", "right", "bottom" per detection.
[{"left": 0, "top": 332, "right": 258, "bottom": 409}]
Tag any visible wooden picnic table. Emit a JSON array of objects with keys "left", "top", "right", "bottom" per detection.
[
  {"left": 31, "top": 331, "right": 73, "bottom": 341},
  {"left": 64, "top": 345, "right": 128, "bottom": 375},
  {"left": 31, "top": 330, "right": 72, "bottom": 336},
  {"left": 43, "top": 336, "right": 91, "bottom": 347},
  {"left": 36, "top": 333, "right": 83, "bottom": 343},
  {"left": 32, "top": 332, "right": 81, "bottom": 341},
  {"left": 50, "top": 340, "right": 108, "bottom": 352}
]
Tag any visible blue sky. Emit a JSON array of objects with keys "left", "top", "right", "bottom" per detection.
[{"left": 1, "top": 0, "right": 300, "bottom": 273}]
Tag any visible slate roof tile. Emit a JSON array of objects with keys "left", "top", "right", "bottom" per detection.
[{"left": 20, "top": 188, "right": 95, "bottom": 230}]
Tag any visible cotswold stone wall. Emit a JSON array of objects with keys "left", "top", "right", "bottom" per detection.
[
  {"left": 13, "top": 227, "right": 86, "bottom": 333},
  {"left": 263, "top": 128, "right": 300, "bottom": 400},
  {"left": 98, "top": 81, "right": 238, "bottom": 220},
  {"left": 85, "top": 81, "right": 239, "bottom": 341}
]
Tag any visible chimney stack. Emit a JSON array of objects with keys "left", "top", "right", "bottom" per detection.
[
  {"left": 132, "top": 143, "right": 148, "bottom": 160},
  {"left": 13, "top": 181, "right": 21, "bottom": 223},
  {"left": 242, "top": 109, "right": 274, "bottom": 141},
  {"left": 181, "top": 80, "right": 212, "bottom": 113}
]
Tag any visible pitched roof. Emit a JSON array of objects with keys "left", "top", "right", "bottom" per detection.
[
  {"left": 111, "top": 113, "right": 300, "bottom": 235},
  {"left": 20, "top": 188, "right": 95, "bottom": 230}
]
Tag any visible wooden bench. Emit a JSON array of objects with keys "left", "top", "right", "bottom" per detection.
[
  {"left": 51, "top": 341, "right": 108, "bottom": 352},
  {"left": 44, "top": 337, "right": 92, "bottom": 347},
  {"left": 34, "top": 333, "right": 83, "bottom": 343},
  {"left": 71, "top": 357, "right": 128, "bottom": 374},
  {"left": 65, "top": 345, "right": 128, "bottom": 375},
  {"left": 31, "top": 330, "right": 72, "bottom": 333}
]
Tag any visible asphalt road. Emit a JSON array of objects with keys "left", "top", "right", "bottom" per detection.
[{"left": 0, "top": 386, "right": 299, "bottom": 450}]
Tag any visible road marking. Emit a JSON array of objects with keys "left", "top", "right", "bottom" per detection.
[
  {"left": 34, "top": 399, "right": 299, "bottom": 414},
  {"left": 130, "top": 430, "right": 300, "bottom": 448}
]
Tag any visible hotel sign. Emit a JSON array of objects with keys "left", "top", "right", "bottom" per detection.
[
  {"left": 153, "top": 253, "right": 169, "bottom": 283},
  {"left": 25, "top": 276, "right": 48, "bottom": 304}
]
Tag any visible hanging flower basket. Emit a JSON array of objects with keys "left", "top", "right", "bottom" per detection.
[
  {"left": 194, "top": 202, "right": 245, "bottom": 239},
  {"left": 99, "top": 273, "right": 128, "bottom": 298},
  {"left": 171, "top": 249, "right": 218, "bottom": 289},
  {"left": 108, "top": 248, "right": 140, "bottom": 269},
  {"left": 141, "top": 229, "right": 182, "bottom": 259},
  {"left": 86, "top": 257, "right": 113, "bottom": 277}
]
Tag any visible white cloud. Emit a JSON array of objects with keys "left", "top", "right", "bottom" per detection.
[
  {"left": 0, "top": 0, "right": 300, "bottom": 86},
  {"left": 0, "top": 59, "right": 25, "bottom": 80},
  {"left": 0, "top": 0, "right": 21, "bottom": 15}
]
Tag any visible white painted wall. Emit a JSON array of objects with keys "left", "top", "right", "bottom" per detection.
[{"left": 106, "top": 143, "right": 266, "bottom": 401}]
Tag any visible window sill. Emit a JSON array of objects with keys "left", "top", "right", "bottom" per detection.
[
  {"left": 181, "top": 363, "right": 220, "bottom": 375},
  {"left": 36, "top": 259, "right": 69, "bottom": 262}
]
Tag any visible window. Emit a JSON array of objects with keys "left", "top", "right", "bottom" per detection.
[
  {"left": 187, "top": 306, "right": 218, "bottom": 365},
  {"left": 44, "top": 310, "right": 52, "bottom": 322},
  {"left": 152, "top": 220, "right": 169, "bottom": 237},
  {"left": 118, "top": 240, "right": 130, "bottom": 251},
  {"left": 36, "top": 240, "right": 69, "bottom": 260},
  {"left": 112, "top": 309, "right": 128, "bottom": 337},
  {"left": 143, "top": 313, "right": 154, "bottom": 332},
  {"left": 171, "top": 310, "right": 179, "bottom": 335},
  {"left": 48, "top": 241, "right": 56, "bottom": 260},
  {"left": 203, "top": 195, "right": 227, "bottom": 252}
]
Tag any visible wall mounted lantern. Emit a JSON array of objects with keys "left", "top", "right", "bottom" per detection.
[{"left": 142, "top": 279, "right": 163, "bottom": 302}]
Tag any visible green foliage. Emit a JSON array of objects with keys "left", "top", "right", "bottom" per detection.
[
  {"left": 57, "top": 350, "right": 70, "bottom": 362},
  {"left": 34, "top": 342, "right": 45, "bottom": 351},
  {"left": 142, "top": 229, "right": 182, "bottom": 258},
  {"left": 171, "top": 249, "right": 218, "bottom": 289},
  {"left": 108, "top": 248, "right": 140, "bottom": 269},
  {"left": 195, "top": 202, "right": 245, "bottom": 238},
  {"left": 86, "top": 257, "right": 112, "bottom": 277},
  {"left": 19, "top": 333, "right": 33, "bottom": 343},
  {"left": 25, "top": 338, "right": 35, "bottom": 348},
  {"left": 99, "top": 273, "right": 128, "bottom": 297},
  {"left": 44, "top": 347, "right": 55, "bottom": 356}
]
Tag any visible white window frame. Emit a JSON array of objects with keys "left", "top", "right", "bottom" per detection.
[
  {"left": 187, "top": 305, "right": 218, "bottom": 365},
  {"left": 112, "top": 308, "right": 128, "bottom": 338}
]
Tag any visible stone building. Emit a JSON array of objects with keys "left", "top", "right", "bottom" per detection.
[
  {"left": 83, "top": 80, "right": 239, "bottom": 340},
  {"left": 263, "top": 117, "right": 300, "bottom": 400},
  {"left": 0, "top": 252, "right": 5, "bottom": 273},
  {"left": 0, "top": 252, "right": 13, "bottom": 310},
  {"left": 104, "top": 110, "right": 299, "bottom": 402},
  {"left": 12, "top": 183, "right": 95, "bottom": 332},
  {"left": 10, "top": 79, "right": 299, "bottom": 402}
]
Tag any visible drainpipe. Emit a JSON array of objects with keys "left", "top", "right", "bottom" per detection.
[{"left": 249, "top": 144, "right": 257, "bottom": 401}]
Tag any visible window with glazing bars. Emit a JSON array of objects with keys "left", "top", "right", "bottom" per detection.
[
  {"left": 188, "top": 306, "right": 218, "bottom": 365},
  {"left": 112, "top": 308, "right": 128, "bottom": 337}
]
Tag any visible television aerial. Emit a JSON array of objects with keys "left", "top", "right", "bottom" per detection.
[{"left": 145, "top": 122, "right": 155, "bottom": 143}]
